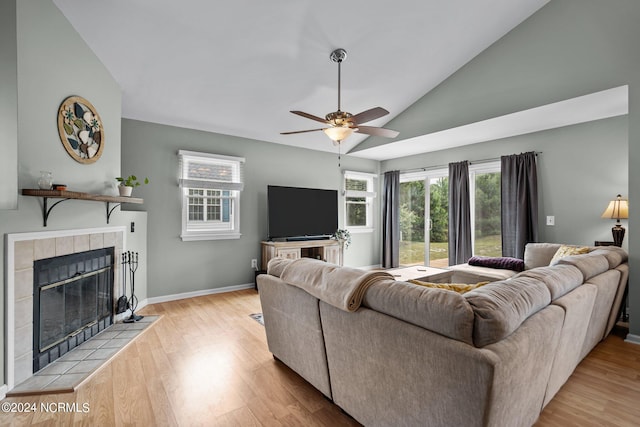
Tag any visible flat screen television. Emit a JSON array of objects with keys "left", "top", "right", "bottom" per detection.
[{"left": 267, "top": 185, "right": 338, "bottom": 240}]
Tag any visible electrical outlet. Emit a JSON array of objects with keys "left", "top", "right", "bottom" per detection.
[
  {"left": 251, "top": 259, "right": 258, "bottom": 269},
  {"left": 546, "top": 216, "right": 555, "bottom": 226}
]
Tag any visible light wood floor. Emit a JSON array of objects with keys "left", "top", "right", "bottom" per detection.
[{"left": 1, "top": 289, "right": 639, "bottom": 426}]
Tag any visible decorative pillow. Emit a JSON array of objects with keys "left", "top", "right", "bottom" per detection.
[
  {"left": 468, "top": 256, "right": 525, "bottom": 272},
  {"left": 549, "top": 245, "right": 591, "bottom": 265},
  {"left": 408, "top": 280, "right": 490, "bottom": 294}
]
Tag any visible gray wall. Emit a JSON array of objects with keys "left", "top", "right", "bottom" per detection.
[
  {"left": 0, "top": 0, "right": 148, "bottom": 387},
  {"left": 0, "top": 0, "right": 18, "bottom": 209},
  {"left": 121, "top": 119, "right": 380, "bottom": 298},
  {"left": 359, "top": 0, "right": 640, "bottom": 337}
]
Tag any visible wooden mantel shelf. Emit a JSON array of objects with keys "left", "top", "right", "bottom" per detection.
[{"left": 22, "top": 189, "right": 144, "bottom": 226}]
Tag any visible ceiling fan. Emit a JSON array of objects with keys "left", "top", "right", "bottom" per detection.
[{"left": 281, "top": 48, "right": 399, "bottom": 145}]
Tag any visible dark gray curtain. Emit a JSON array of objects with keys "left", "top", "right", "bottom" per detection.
[
  {"left": 382, "top": 170, "right": 400, "bottom": 268},
  {"left": 448, "top": 161, "right": 472, "bottom": 265},
  {"left": 501, "top": 152, "right": 539, "bottom": 259}
]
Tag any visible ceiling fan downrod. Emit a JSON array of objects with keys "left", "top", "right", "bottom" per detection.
[{"left": 330, "top": 48, "right": 347, "bottom": 112}]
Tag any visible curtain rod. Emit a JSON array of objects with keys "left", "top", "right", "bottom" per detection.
[{"left": 398, "top": 151, "right": 542, "bottom": 175}]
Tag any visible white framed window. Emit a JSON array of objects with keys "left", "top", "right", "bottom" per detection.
[
  {"left": 178, "top": 150, "right": 244, "bottom": 241},
  {"left": 468, "top": 161, "right": 501, "bottom": 256},
  {"left": 344, "top": 171, "right": 376, "bottom": 232}
]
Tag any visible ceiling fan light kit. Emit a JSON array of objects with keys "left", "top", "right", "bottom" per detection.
[
  {"left": 282, "top": 48, "right": 398, "bottom": 145},
  {"left": 323, "top": 126, "right": 356, "bottom": 142}
]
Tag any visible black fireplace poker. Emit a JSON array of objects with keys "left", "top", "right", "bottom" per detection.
[{"left": 122, "top": 251, "right": 144, "bottom": 323}]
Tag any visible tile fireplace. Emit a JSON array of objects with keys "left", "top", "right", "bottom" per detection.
[{"left": 6, "top": 227, "right": 126, "bottom": 391}]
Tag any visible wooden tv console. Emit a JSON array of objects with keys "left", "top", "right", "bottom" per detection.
[{"left": 261, "top": 239, "right": 343, "bottom": 269}]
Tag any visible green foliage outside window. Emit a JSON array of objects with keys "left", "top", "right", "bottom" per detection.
[
  {"left": 475, "top": 172, "right": 501, "bottom": 237},
  {"left": 399, "top": 180, "right": 425, "bottom": 242},
  {"left": 429, "top": 177, "right": 449, "bottom": 242}
]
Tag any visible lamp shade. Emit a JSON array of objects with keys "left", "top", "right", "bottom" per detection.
[
  {"left": 323, "top": 126, "right": 355, "bottom": 143},
  {"left": 601, "top": 194, "right": 629, "bottom": 220}
]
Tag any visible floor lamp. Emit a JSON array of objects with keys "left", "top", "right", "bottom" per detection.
[{"left": 601, "top": 194, "right": 629, "bottom": 247}]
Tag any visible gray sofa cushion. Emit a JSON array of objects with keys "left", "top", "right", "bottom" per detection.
[
  {"left": 449, "top": 263, "right": 517, "bottom": 283},
  {"left": 363, "top": 280, "right": 475, "bottom": 345},
  {"left": 589, "top": 247, "right": 627, "bottom": 268},
  {"left": 465, "top": 277, "right": 551, "bottom": 347},
  {"left": 515, "top": 264, "right": 584, "bottom": 301},
  {"left": 555, "top": 253, "right": 609, "bottom": 281},
  {"left": 523, "top": 243, "right": 562, "bottom": 269},
  {"left": 258, "top": 274, "right": 333, "bottom": 397},
  {"left": 580, "top": 269, "right": 622, "bottom": 359}
]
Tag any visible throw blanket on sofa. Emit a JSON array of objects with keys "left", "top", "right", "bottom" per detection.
[{"left": 280, "top": 258, "right": 393, "bottom": 312}]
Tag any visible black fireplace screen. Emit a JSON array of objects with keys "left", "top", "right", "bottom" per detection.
[{"left": 33, "top": 247, "right": 114, "bottom": 372}]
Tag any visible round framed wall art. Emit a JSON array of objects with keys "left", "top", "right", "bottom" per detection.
[{"left": 57, "top": 95, "right": 104, "bottom": 164}]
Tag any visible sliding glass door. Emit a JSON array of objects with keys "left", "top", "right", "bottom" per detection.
[
  {"left": 471, "top": 168, "right": 502, "bottom": 257},
  {"left": 399, "top": 179, "right": 425, "bottom": 265},
  {"left": 399, "top": 162, "right": 501, "bottom": 267},
  {"left": 428, "top": 176, "right": 449, "bottom": 267},
  {"left": 399, "top": 172, "right": 448, "bottom": 267}
]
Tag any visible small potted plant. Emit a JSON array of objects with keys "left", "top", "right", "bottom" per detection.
[
  {"left": 116, "top": 175, "right": 149, "bottom": 197},
  {"left": 332, "top": 228, "right": 351, "bottom": 249}
]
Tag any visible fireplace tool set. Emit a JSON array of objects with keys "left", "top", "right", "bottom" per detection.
[{"left": 120, "top": 251, "right": 144, "bottom": 323}]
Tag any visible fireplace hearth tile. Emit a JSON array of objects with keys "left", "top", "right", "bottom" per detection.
[
  {"left": 8, "top": 316, "right": 160, "bottom": 397},
  {"left": 94, "top": 331, "right": 120, "bottom": 340},
  {"left": 86, "top": 347, "right": 119, "bottom": 360},
  {"left": 58, "top": 349, "right": 95, "bottom": 362},
  {"left": 66, "top": 359, "right": 104, "bottom": 374},
  {"left": 77, "top": 339, "right": 108, "bottom": 350},
  {"left": 46, "top": 373, "right": 87, "bottom": 390},
  {"left": 101, "top": 338, "right": 129, "bottom": 348},
  {"left": 113, "top": 321, "right": 149, "bottom": 330},
  {"left": 10, "top": 373, "right": 59, "bottom": 393},
  {"left": 37, "top": 361, "right": 76, "bottom": 376},
  {"left": 116, "top": 330, "right": 143, "bottom": 339}
]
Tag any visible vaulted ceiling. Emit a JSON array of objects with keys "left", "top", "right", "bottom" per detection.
[{"left": 53, "top": 0, "right": 550, "bottom": 156}]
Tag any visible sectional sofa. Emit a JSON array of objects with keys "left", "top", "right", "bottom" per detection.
[{"left": 257, "top": 243, "right": 628, "bottom": 427}]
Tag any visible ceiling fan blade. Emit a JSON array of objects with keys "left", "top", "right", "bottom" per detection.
[
  {"left": 290, "top": 111, "right": 329, "bottom": 124},
  {"left": 351, "top": 107, "right": 389, "bottom": 124},
  {"left": 280, "top": 128, "right": 325, "bottom": 135},
  {"left": 355, "top": 126, "right": 399, "bottom": 138}
]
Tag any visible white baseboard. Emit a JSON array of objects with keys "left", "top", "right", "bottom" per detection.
[
  {"left": 0, "top": 384, "right": 7, "bottom": 400},
  {"left": 143, "top": 283, "right": 255, "bottom": 305},
  {"left": 625, "top": 333, "right": 640, "bottom": 345}
]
